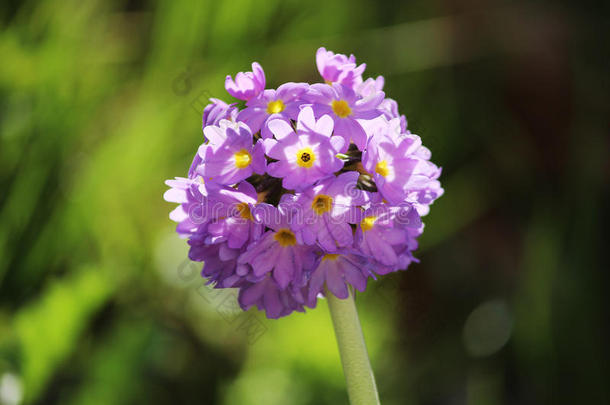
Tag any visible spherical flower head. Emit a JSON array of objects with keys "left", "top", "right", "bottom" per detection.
[
  {"left": 316, "top": 47, "right": 366, "bottom": 89},
  {"left": 225, "top": 62, "right": 266, "bottom": 101},
  {"left": 202, "top": 98, "right": 238, "bottom": 129},
  {"left": 197, "top": 120, "right": 266, "bottom": 185},
  {"left": 291, "top": 171, "right": 367, "bottom": 251},
  {"left": 264, "top": 107, "right": 345, "bottom": 191},
  {"left": 166, "top": 46, "right": 444, "bottom": 319},
  {"left": 238, "top": 201, "right": 318, "bottom": 289},
  {"left": 308, "top": 251, "right": 374, "bottom": 302},
  {"left": 362, "top": 128, "right": 443, "bottom": 206},
  {"left": 237, "top": 82, "right": 308, "bottom": 138},
  {"left": 306, "top": 83, "right": 384, "bottom": 151},
  {"left": 355, "top": 202, "right": 421, "bottom": 268}
]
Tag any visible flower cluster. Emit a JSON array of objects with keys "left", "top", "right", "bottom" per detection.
[{"left": 165, "top": 47, "right": 443, "bottom": 318}]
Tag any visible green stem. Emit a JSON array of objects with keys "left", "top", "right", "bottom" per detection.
[{"left": 326, "top": 287, "right": 381, "bottom": 405}]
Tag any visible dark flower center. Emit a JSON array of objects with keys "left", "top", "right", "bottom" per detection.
[{"left": 296, "top": 147, "right": 315, "bottom": 168}]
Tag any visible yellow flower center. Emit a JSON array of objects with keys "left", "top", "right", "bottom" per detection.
[
  {"left": 331, "top": 99, "right": 352, "bottom": 118},
  {"left": 322, "top": 253, "right": 341, "bottom": 261},
  {"left": 266, "top": 99, "right": 285, "bottom": 114},
  {"left": 375, "top": 160, "right": 389, "bottom": 177},
  {"left": 324, "top": 80, "right": 333, "bottom": 85},
  {"left": 360, "top": 216, "right": 377, "bottom": 232},
  {"left": 236, "top": 202, "right": 253, "bottom": 220},
  {"left": 234, "top": 149, "right": 252, "bottom": 169},
  {"left": 296, "top": 147, "right": 316, "bottom": 168},
  {"left": 274, "top": 228, "right": 297, "bottom": 247},
  {"left": 311, "top": 194, "right": 333, "bottom": 215}
]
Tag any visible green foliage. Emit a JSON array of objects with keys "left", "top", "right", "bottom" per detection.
[
  {"left": 1, "top": 0, "right": 608, "bottom": 404},
  {"left": 14, "top": 268, "right": 113, "bottom": 402}
]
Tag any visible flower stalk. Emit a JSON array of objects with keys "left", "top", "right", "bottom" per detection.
[{"left": 326, "top": 287, "right": 381, "bottom": 405}]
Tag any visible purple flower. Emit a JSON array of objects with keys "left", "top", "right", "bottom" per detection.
[
  {"left": 165, "top": 47, "right": 444, "bottom": 319},
  {"left": 202, "top": 98, "right": 238, "bottom": 129},
  {"left": 355, "top": 203, "right": 421, "bottom": 268},
  {"left": 306, "top": 83, "right": 384, "bottom": 151},
  {"left": 205, "top": 181, "right": 264, "bottom": 249},
  {"left": 308, "top": 252, "right": 374, "bottom": 301},
  {"left": 381, "top": 225, "right": 422, "bottom": 274},
  {"left": 225, "top": 62, "right": 265, "bottom": 101},
  {"left": 188, "top": 152, "right": 203, "bottom": 179},
  {"left": 316, "top": 47, "right": 366, "bottom": 89},
  {"left": 291, "top": 171, "right": 367, "bottom": 251},
  {"left": 378, "top": 98, "right": 408, "bottom": 136},
  {"left": 238, "top": 202, "right": 318, "bottom": 289},
  {"left": 355, "top": 76, "right": 384, "bottom": 98},
  {"left": 359, "top": 115, "right": 406, "bottom": 145},
  {"left": 164, "top": 177, "right": 220, "bottom": 238},
  {"left": 362, "top": 130, "right": 443, "bottom": 205},
  {"left": 237, "top": 82, "right": 308, "bottom": 138},
  {"left": 264, "top": 107, "right": 345, "bottom": 190},
  {"left": 188, "top": 239, "right": 249, "bottom": 288},
  {"left": 164, "top": 177, "right": 262, "bottom": 243},
  {"left": 238, "top": 276, "right": 316, "bottom": 319},
  {"left": 197, "top": 121, "right": 266, "bottom": 185}
]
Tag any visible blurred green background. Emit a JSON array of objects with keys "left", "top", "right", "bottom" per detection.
[{"left": 1, "top": 0, "right": 608, "bottom": 404}]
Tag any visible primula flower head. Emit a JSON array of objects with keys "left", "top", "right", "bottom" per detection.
[{"left": 165, "top": 47, "right": 443, "bottom": 319}]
